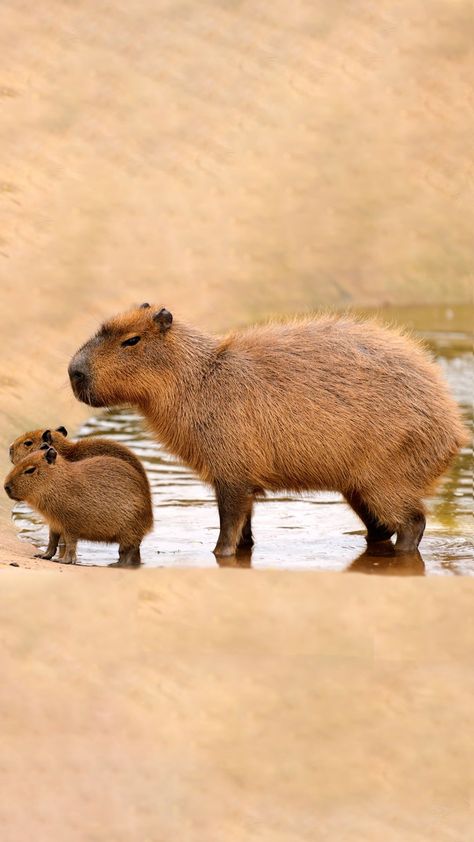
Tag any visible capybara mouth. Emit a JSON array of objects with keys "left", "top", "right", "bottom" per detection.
[
  {"left": 4, "top": 487, "right": 20, "bottom": 501},
  {"left": 68, "top": 377, "right": 104, "bottom": 408}
]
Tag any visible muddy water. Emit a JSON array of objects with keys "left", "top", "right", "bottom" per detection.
[{"left": 12, "top": 309, "right": 472, "bottom": 574}]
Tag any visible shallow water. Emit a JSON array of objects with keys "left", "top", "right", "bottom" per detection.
[{"left": 13, "top": 308, "right": 473, "bottom": 574}]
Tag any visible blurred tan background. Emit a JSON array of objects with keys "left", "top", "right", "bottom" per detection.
[{"left": 2, "top": 0, "right": 472, "bottom": 333}]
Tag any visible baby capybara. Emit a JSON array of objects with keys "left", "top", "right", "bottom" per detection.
[
  {"left": 9, "top": 425, "right": 150, "bottom": 559},
  {"left": 4, "top": 447, "right": 153, "bottom": 564},
  {"left": 68, "top": 304, "right": 467, "bottom": 557}
]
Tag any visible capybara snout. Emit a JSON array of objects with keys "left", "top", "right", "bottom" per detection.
[{"left": 68, "top": 353, "right": 92, "bottom": 403}]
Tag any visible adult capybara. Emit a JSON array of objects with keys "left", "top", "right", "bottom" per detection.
[
  {"left": 9, "top": 425, "right": 150, "bottom": 559},
  {"left": 68, "top": 304, "right": 467, "bottom": 557},
  {"left": 4, "top": 447, "right": 153, "bottom": 564}
]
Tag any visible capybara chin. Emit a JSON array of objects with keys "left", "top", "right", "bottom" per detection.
[
  {"left": 9, "top": 425, "right": 150, "bottom": 559},
  {"left": 4, "top": 447, "right": 153, "bottom": 564},
  {"left": 69, "top": 304, "right": 467, "bottom": 557}
]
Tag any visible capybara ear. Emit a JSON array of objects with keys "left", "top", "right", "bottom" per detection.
[
  {"left": 39, "top": 443, "right": 49, "bottom": 451},
  {"left": 42, "top": 429, "right": 53, "bottom": 444},
  {"left": 56, "top": 426, "right": 68, "bottom": 437},
  {"left": 153, "top": 308, "right": 173, "bottom": 333},
  {"left": 139, "top": 302, "right": 150, "bottom": 309},
  {"left": 44, "top": 447, "right": 57, "bottom": 465}
]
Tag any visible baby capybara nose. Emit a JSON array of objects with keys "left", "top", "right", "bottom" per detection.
[{"left": 4, "top": 483, "right": 13, "bottom": 498}]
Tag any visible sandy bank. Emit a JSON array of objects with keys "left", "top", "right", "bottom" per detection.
[{"left": 1, "top": 567, "right": 473, "bottom": 841}]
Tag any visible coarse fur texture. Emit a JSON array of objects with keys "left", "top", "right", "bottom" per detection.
[
  {"left": 69, "top": 305, "right": 467, "bottom": 556},
  {"left": 9, "top": 426, "right": 150, "bottom": 559},
  {"left": 4, "top": 448, "right": 153, "bottom": 564}
]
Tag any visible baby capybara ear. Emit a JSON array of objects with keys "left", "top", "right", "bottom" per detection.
[
  {"left": 42, "top": 429, "right": 53, "bottom": 444},
  {"left": 153, "top": 308, "right": 173, "bottom": 333},
  {"left": 55, "top": 426, "right": 68, "bottom": 437},
  {"left": 44, "top": 447, "right": 57, "bottom": 465},
  {"left": 139, "top": 302, "right": 150, "bottom": 309}
]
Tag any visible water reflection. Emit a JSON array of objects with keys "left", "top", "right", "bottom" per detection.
[
  {"left": 11, "top": 314, "right": 472, "bottom": 576},
  {"left": 347, "top": 545, "right": 425, "bottom": 576}
]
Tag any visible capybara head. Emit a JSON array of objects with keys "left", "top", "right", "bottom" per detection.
[
  {"left": 9, "top": 426, "right": 68, "bottom": 464},
  {"left": 68, "top": 304, "right": 174, "bottom": 407},
  {"left": 4, "top": 447, "right": 57, "bottom": 502}
]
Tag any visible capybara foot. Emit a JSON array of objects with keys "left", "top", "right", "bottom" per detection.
[
  {"left": 366, "top": 523, "right": 395, "bottom": 543},
  {"left": 214, "top": 542, "right": 237, "bottom": 558},
  {"left": 345, "top": 491, "right": 394, "bottom": 544},
  {"left": 118, "top": 545, "right": 141, "bottom": 565},
  {"left": 60, "top": 549, "right": 77, "bottom": 564},
  {"left": 395, "top": 511, "right": 426, "bottom": 553},
  {"left": 237, "top": 532, "right": 254, "bottom": 550},
  {"left": 34, "top": 551, "right": 55, "bottom": 560}
]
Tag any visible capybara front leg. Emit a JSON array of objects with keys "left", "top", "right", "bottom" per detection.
[
  {"left": 118, "top": 544, "right": 142, "bottom": 566},
  {"left": 34, "top": 529, "right": 60, "bottom": 560},
  {"left": 57, "top": 534, "right": 66, "bottom": 559},
  {"left": 237, "top": 499, "right": 254, "bottom": 550},
  {"left": 345, "top": 490, "right": 395, "bottom": 543},
  {"left": 395, "top": 510, "right": 426, "bottom": 553},
  {"left": 214, "top": 484, "right": 251, "bottom": 557},
  {"left": 61, "top": 535, "right": 78, "bottom": 564}
]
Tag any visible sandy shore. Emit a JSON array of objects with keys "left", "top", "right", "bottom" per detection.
[{"left": 0, "top": 567, "right": 472, "bottom": 841}]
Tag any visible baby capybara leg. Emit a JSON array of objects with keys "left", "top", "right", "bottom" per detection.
[
  {"left": 34, "top": 529, "right": 60, "bottom": 560},
  {"left": 214, "top": 483, "right": 252, "bottom": 557},
  {"left": 61, "top": 535, "right": 78, "bottom": 564},
  {"left": 395, "top": 509, "right": 426, "bottom": 553},
  {"left": 345, "top": 491, "right": 394, "bottom": 543},
  {"left": 118, "top": 544, "right": 141, "bottom": 565}
]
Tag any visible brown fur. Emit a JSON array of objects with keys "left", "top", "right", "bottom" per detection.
[
  {"left": 4, "top": 448, "right": 153, "bottom": 564},
  {"left": 69, "top": 305, "right": 467, "bottom": 556},
  {"left": 10, "top": 426, "right": 148, "bottom": 482},
  {"left": 9, "top": 426, "right": 150, "bottom": 559}
]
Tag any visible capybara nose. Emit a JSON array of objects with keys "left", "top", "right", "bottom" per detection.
[
  {"left": 69, "top": 365, "right": 86, "bottom": 384},
  {"left": 68, "top": 360, "right": 89, "bottom": 394},
  {"left": 4, "top": 483, "right": 13, "bottom": 498}
]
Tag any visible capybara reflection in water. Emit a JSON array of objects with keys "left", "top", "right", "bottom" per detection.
[
  {"left": 4, "top": 447, "right": 153, "bottom": 564},
  {"left": 9, "top": 425, "right": 150, "bottom": 560},
  {"left": 69, "top": 304, "right": 467, "bottom": 557}
]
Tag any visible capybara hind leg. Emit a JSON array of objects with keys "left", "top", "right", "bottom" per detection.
[
  {"left": 345, "top": 491, "right": 394, "bottom": 543},
  {"left": 60, "top": 535, "right": 78, "bottom": 564},
  {"left": 34, "top": 529, "right": 60, "bottom": 560},
  {"left": 395, "top": 510, "right": 426, "bottom": 553},
  {"left": 118, "top": 544, "right": 142, "bottom": 565},
  {"left": 237, "top": 499, "right": 254, "bottom": 550},
  {"left": 214, "top": 484, "right": 251, "bottom": 557}
]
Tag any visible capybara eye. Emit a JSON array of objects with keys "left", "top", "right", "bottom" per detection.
[
  {"left": 24, "top": 466, "right": 36, "bottom": 475},
  {"left": 121, "top": 336, "right": 141, "bottom": 348},
  {"left": 24, "top": 440, "right": 33, "bottom": 447}
]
